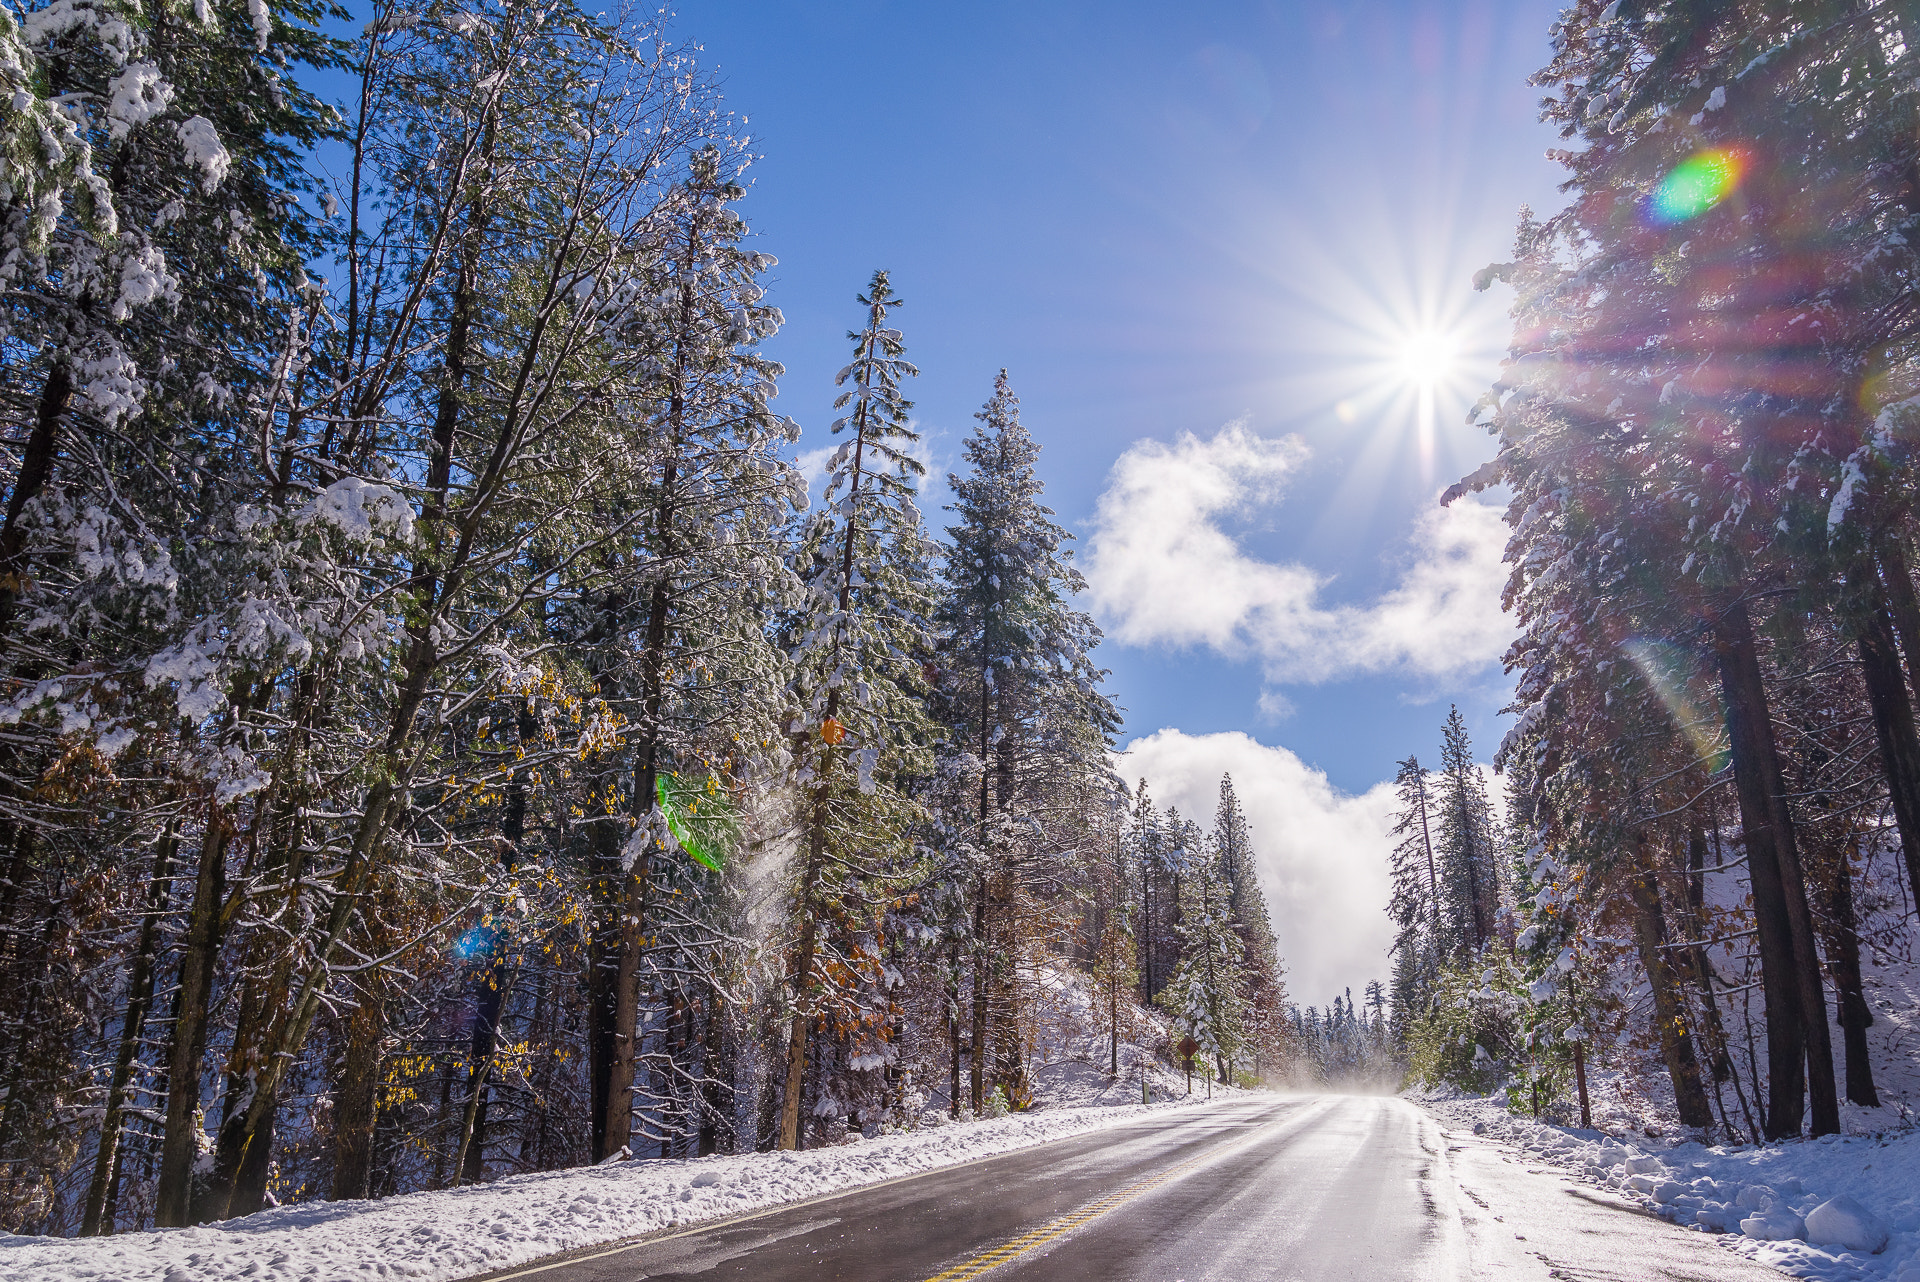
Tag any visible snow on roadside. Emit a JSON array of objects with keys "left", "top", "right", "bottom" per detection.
[
  {"left": 0, "top": 1099, "right": 1215, "bottom": 1282},
  {"left": 1419, "top": 1093, "right": 1920, "bottom": 1281}
]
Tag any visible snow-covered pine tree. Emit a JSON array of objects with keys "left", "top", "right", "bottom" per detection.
[
  {"left": 776, "top": 270, "right": 936, "bottom": 1150},
  {"left": 1386, "top": 754, "right": 1442, "bottom": 1019},
  {"left": 934, "top": 369, "right": 1117, "bottom": 1111},
  {"left": 1209, "top": 775, "right": 1285, "bottom": 1077},
  {"left": 556, "top": 139, "right": 801, "bottom": 1166},
  {"left": 1157, "top": 849, "right": 1246, "bottom": 1086},
  {"left": 1434, "top": 709, "right": 1502, "bottom": 955},
  {"left": 141, "top": 2, "right": 762, "bottom": 1218}
]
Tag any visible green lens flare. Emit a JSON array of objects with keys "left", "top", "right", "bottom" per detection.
[{"left": 1649, "top": 148, "right": 1745, "bottom": 224}]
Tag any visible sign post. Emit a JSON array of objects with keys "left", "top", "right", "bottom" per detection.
[{"left": 1177, "top": 1034, "right": 1199, "bottom": 1096}]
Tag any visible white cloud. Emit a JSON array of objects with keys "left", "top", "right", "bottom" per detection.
[
  {"left": 1118, "top": 727, "right": 1397, "bottom": 1007},
  {"left": 1084, "top": 422, "right": 1513, "bottom": 686},
  {"left": 1255, "top": 689, "right": 1295, "bottom": 721}
]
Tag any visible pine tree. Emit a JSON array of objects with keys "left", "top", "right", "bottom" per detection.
[
  {"left": 1434, "top": 709, "right": 1502, "bottom": 955},
  {"left": 935, "top": 369, "right": 1117, "bottom": 1111},
  {"left": 1386, "top": 754, "right": 1442, "bottom": 1019},
  {"left": 1211, "top": 774, "right": 1286, "bottom": 1077},
  {"left": 777, "top": 270, "right": 936, "bottom": 1150},
  {"left": 1157, "top": 851, "right": 1246, "bottom": 1085}
]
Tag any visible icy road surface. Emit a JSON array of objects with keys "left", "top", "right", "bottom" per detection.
[{"left": 466, "top": 1095, "right": 1786, "bottom": 1282}]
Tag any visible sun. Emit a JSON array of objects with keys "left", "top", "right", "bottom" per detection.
[{"left": 1396, "top": 330, "right": 1459, "bottom": 388}]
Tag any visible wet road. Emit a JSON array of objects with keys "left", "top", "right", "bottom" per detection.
[{"left": 471, "top": 1095, "right": 1787, "bottom": 1282}]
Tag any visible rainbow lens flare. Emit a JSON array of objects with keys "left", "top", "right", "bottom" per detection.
[{"left": 1647, "top": 147, "right": 1746, "bottom": 224}]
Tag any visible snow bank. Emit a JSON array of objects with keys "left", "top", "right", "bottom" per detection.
[
  {"left": 0, "top": 1098, "right": 1218, "bottom": 1282},
  {"left": 1421, "top": 1094, "right": 1920, "bottom": 1281}
]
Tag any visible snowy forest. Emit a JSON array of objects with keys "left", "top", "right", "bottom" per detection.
[
  {"left": 1387, "top": 0, "right": 1920, "bottom": 1149},
  {"left": 0, "top": 0, "right": 1296, "bottom": 1238}
]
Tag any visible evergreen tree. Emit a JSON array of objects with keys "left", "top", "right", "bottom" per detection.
[
  {"left": 1157, "top": 851, "right": 1246, "bottom": 1085},
  {"left": 935, "top": 369, "right": 1116, "bottom": 1111},
  {"left": 1211, "top": 775, "right": 1286, "bottom": 1076},
  {"left": 777, "top": 270, "right": 936, "bottom": 1150},
  {"left": 1386, "top": 753, "right": 1442, "bottom": 1020},
  {"left": 1434, "top": 708, "right": 1502, "bottom": 954}
]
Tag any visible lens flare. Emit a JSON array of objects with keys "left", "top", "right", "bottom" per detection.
[
  {"left": 1621, "top": 637, "right": 1727, "bottom": 771},
  {"left": 453, "top": 925, "right": 497, "bottom": 960},
  {"left": 1647, "top": 147, "right": 1747, "bottom": 224}
]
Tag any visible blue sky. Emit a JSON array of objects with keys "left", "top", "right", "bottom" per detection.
[{"left": 690, "top": 0, "right": 1566, "bottom": 998}]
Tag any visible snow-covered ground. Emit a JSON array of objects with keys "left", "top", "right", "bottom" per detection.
[
  {"left": 1420, "top": 1092, "right": 1920, "bottom": 1281},
  {"left": 0, "top": 1098, "right": 1220, "bottom": 1282},
  {"left": 917, "top": 963, "right": 1251, "bottom": 1116}
]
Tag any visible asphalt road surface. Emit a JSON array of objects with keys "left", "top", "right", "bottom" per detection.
[{"left": 472, "top": 1095, "right": 1789, "bottom": 1282}]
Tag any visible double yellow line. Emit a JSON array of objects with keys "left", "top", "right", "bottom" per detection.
[{"left": 920, "top": 1150, "right": 1214, "bottom": 1281}]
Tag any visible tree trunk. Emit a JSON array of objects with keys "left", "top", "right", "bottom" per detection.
[
  {"left": 778, "top": 937, "right": 813, "bottom": 1151},
  {"left": 1854, "top": 585, "right": 1920, "bottom": 908},
  {"left": 154, "top": 815, "right": 232, "bottom": 1226},
  {"left": 0, "top": 361, "right": 71, "bottom": 634},
  {"left": 81, "top": 823, "right": 177, "bottom": 1234},
  {"left": 1573, "top": 1039, "right": 1591, "bottom": 1128},
  {"left": 971, "top": 871, "right": 989, "bottom": 1113},
  {"left": 1682, "top": 822, "right": 1735, "bottom": 1084},
  {"left": 458, "top": 729, "right": 530, "bottom": 1185},
  {"left": 1875, "top": 539, "right": 1920, "bottom": 707},
  {"left": 948, "top": 941, "right": 962, "bottom": 1117},
  {"left": 1821, "top": 846, "right": 1879, "bottom": 1107},
  {"left": 778, "top": 806, "right": 827, "bottom": 1151},
  {"left": 330, "top": 987, "right": 385, "bottom": 1200},
  {"left": 1713, "top": 600, "right": 1839, "bottom": 1137},
  {"left": 1626, "top": 839, "right": 1714, "bottom": 1129}
]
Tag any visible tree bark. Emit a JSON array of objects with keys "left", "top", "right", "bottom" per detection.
[
  {"left": 81, "top": 823, "right": 177, "bottom": 1234},
  {"left": 948, "top": 940, "right": 962, "bottom": 1117},
  {"left": 971, "top": 871, "right": 989, "bottom": 1113},
  {"left": 0, "top": 361, "right": 71, "bottom": 634},
  {"left": 330, "top": 986, "right": 385, "bottom": 1200},
  {"left": 777, "top": 901, "right": 819, "bottom": 1150},
  {"left": 1626, "top": 838, "right": 1714, "bottom": 1129},
  {"left": 154, "top": 814, "right": 232, "bottom": 1226},
  {"left": 1681, "top": 821, "right": 1735, "bottom": 1084},
  {"left": 1573, "top": 1039, "right": 1591, "bottom": 1128},
  {"left": 1854, "top": 582, "right": 1920, "bottom": 908},
  {"left": 1821, "top": 846, "right": 1879, "bottom": 1107},
  {"left": 458, "top": 724, "right": 530, "bottom": 1185},
  {"left": 1875, "top": 539, "right": 1920, "bottom": 708},
  {"left": 1713, "top": 600, "right": 1839, "bottom": 1136}
]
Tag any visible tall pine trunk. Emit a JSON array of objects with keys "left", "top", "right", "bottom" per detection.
[
  {"left": 1627, "top": 838, "right": 1713, "bottom": 1128},
  {"left": 1713, "top": 600, "right": 1839, "bottom": 1137},
  {"left": 330, "top": 985, "right": 385, "bottom": 1200},
  {"left": 0, "top": 362, "right": 71, "bottom": 634},
  {"left": 1682, "top": 822, "right": 1735, "bottom": 1084},
  {"left": 457, "top": 713, "right": 531, "bottom": 1184},
  {"left": 1853, "top": 580, "right": 1920, "bottom": 907},
  {"left": 1875, "top": 540, "right": 1920, "bottom": 706},
  {"left": 81, "top": 823, "right": 177, "bottom": 1234},
  {"left": 154, "top": 814, "right": 233, "bottom": 1226},
  {"left": 1820, "top": 845, "right": 1878, "bottom": 1107}
]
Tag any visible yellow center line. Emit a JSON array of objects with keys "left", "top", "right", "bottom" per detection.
[{"left": 919, "top": 1150, "right": 1214, "bottom": 1282}]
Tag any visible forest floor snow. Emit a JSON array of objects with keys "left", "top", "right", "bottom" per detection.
[
  {"left": 1420, "top": 1092, "right": 1920, "bottom": 1281},
  {"left": 0, "top": 1097, "right": 1220, "bottom": 1282}
]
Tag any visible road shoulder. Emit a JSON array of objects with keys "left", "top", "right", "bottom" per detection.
[{"left": 1414, "top": 1101, "right": 1817, "bottom": 1281}]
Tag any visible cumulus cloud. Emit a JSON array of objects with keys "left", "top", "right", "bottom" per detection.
[
  {"left": 1118, "top": 728, "right": 1397, "bottom": 1006},
  {"left": 1084, "top": 422, "right": 1512, "bottom": 686}
]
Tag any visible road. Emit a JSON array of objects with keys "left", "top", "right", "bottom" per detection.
[{"left": 472, "top": 1095, "right": 1789, "bottom": 1282}]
